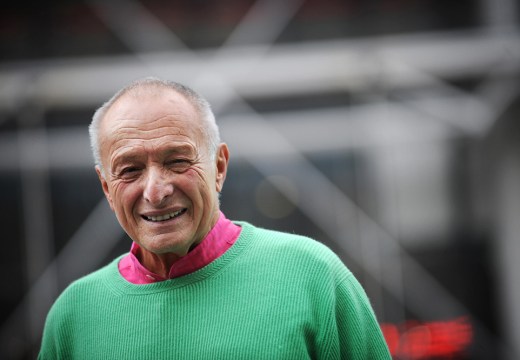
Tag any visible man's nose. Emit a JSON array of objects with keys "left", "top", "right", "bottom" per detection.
[{"left": 143, "top": 168, "right": 174, "bottom": 205}]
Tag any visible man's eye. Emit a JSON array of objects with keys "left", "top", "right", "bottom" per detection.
[
  {"left": 119, "top": 167, "right": 141, "bottom": 177},
  {"left": 167, "top": 159, "right": 190, "bottom": 170}
]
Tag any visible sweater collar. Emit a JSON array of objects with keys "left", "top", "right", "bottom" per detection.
[{"left": 118, "top": 211, "right": 241, "bottom": 284}]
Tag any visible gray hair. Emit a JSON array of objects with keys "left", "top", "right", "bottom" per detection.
[{"left": 88, "top": 77, "right": 221, "bottom": 176}]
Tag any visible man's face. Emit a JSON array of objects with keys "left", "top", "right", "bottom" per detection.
[{"left": 96, "top": 88, "right": 228, "bottom": 256}]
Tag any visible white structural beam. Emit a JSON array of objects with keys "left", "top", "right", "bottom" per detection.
[
  {"left": 0, "top": 99, "right": 464, "bottom": 172},
  {"left": 0, "top": 29, "right": 518, "bottom": 111}
]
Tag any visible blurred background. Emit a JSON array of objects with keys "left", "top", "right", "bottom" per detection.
[{"left": 1, "top": 0, "right": 519, "bottom": 359}]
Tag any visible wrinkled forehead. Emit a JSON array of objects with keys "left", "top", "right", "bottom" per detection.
[
  {"left": 100, "top": 87, "right": 202, "bottom": 138},
  {"left": 96, "top": 88, "right": 211, "bottom": 166}
]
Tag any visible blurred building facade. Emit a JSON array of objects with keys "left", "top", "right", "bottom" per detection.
[{"left": 0, "top": 0, "right": 519, "bottom": 359}]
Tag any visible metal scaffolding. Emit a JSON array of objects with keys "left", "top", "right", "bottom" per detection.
[{"left": 0, "top": 0, "right": 519, "bottom": 358}]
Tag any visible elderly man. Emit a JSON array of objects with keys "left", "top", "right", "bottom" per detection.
[{"left": 39, "top": 77, "right": 391, "bottom": 359}]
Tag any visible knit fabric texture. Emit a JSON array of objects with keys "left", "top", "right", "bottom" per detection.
[{"left": 39, "top": 222, "right": 391, "bottom": 359}]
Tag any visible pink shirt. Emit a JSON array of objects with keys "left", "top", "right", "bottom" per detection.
[{"left": 118, "top": 212, "right": 241, "bottom": 284}]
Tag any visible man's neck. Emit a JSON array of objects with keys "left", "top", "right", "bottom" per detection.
[{"left": 136, "top": 248, "right": 182, "bottom": 279}]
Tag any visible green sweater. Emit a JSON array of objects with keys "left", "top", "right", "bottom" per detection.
[{"left": 39, "top": 222, "right": 390, "bottom": 359}]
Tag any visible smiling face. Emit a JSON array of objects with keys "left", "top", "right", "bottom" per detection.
[{"left": 96, "top": 86, "right": 229, "bottom": 257}]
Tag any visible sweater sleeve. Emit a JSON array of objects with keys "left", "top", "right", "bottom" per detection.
[
  {"left": 323, "top": 273, "right": 392, "bottom": 360},
  {"left": 38, "top": 300, "right": 70, "bottom": 360}
]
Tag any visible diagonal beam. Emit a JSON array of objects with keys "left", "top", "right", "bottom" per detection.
[
  {"left": 90, "top": 0, "right": 505, "bottom": 337},
  {"left": 220, "top": 105, "right": 517, "bottom": 358},
  {"left": 87, "top": 0, "right": 185, "bottom": 52},
  {"left": 0, "top": 200, "right": 123, "bottom": 358},
  {"left": 11, "top": 0, "right": 515, "bottom": 357},
  {"left": 2, "top": 1, "right": 307, "bottom": 356}
]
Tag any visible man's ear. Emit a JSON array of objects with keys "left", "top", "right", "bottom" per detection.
[
  {"left": 215, "top": 143, "right": 229, "bottom": 193},
  {"left": 96, "top": 166, "right": 114, "bottom": 211}
]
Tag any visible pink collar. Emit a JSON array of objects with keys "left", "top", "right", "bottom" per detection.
[{"left": 118, "top": 211, "right": 241, "bottom": 284}]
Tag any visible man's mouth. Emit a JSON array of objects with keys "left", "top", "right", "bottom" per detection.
[{"left": 142, "top": 208, "right": 187, "bottom": 222}]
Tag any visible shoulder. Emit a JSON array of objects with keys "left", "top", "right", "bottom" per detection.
[
  {"left": 235, "top": 221, "right": 351, "bottom": 282},
  {"left": 48, "top": 257, "right": 121, "bottom": 313},
  {"left": 40, "top": 257, "right": 124, "bottom": 357},
  {"left": 238, "top": 221, "right": 339, "bottom": 256},
  {"left": 252, "top": 224, "right": 336, "bottom": 255}
]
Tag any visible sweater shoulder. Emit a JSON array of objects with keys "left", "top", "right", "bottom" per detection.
[
  {"left": 239, "top": 222, "right": 351, "bottom": 282},
  {"left": 70, "top": 256, "right": 120, "bottom": 287},
  {"left": 249, "top": 224, "right": 330, "bottom": 252},
  {"left": 50, "top": 257, "right": 121, "bottom": 309},
  {"left": 245, "top": 223, "right": 340, "bottom": 258}
]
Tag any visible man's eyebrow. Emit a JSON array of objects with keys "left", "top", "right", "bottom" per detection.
[
  {"left": 112, "top": 153, "right": 143, "bottom": 167},
  {"left": 112, "top": 144, "right": 196, "bottom": 164},
  {"left": 164, "top": 144, "right": 196, "bottom": 156}
]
